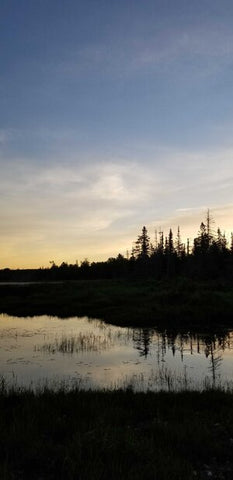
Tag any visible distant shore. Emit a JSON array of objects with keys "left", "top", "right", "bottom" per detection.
[{"left": 1, "top": 278, "right": 233, "bottom": 328}]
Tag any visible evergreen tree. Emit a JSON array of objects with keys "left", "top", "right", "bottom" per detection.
[
  {"left": 133, "top": 226, "right": 150, "bottom": 259},
  {"left": 168, "top": 228, "right": 174, "bottom": 254},
  {"left": 175, "top": 226, "right": 184, "bottom": 257},
  {"left": 193, "top": 222, "right": 209, "bottom": 255},
  {"left": 206, "top": 209, "right": 215, "bottom": 246},
  {"left": 164, "top": 236, "right": 169, "bottom": 256},
  {"left": 157, "top": 229, "right": 164, "bottom": 255},
  {"left": 215, "top": 228, "right": 227, "bottom": 252}
]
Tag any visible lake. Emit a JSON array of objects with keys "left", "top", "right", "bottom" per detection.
[{"left": 1, "top": 313, "right": 233, "bottom": 391}]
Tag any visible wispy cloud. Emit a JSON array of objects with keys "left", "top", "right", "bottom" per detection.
[
  {"left": 51, "top": 23, "right": 233, "bottom": 83},
  {"left": 1, "top": 141, "right": 233, "bottom": 268}
]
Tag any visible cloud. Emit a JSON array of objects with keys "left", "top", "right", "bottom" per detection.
[
  {"left": 1, "top": 141, "right": 233, "bottom": 268},
  {"left": 50, "top": 22, "right": 233, "bottom": 84},
  {"left": 0, "top": 160, "right": 157, "bottom": 244}
]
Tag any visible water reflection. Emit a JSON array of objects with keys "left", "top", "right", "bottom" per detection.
[
  {"left": 0, "top": 313, "right": 233, "bottom": 391},
  {"left": 133, "top": 329, "right": 153, "bottom": 358},
  {"left": 155, "top": 329, "right": 231, "bottom": 359},
  {"left": 135, "top": 328, "right": 229, "bottom": 385}
]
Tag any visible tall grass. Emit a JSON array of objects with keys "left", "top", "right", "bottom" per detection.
[{"left": 0, "top": 382, "right": 233, "bottom": 479}]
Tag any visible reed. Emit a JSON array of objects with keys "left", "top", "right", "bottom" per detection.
[{"left": 0, "top": 382, "right": 233, "bottom": 479}]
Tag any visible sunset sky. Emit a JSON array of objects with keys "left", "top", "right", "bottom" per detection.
[{"left": 1, "top": 0, "right": 233, "bottom": 268}]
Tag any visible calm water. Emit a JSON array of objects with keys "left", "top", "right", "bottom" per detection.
[{"left": 1, "top": 313, "right": 233, "bottom": 391}]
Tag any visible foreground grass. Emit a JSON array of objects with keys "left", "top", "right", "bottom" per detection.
[
  {"left": 0, "top": 387, "right": 233, "bottom": 479},
  {"left": 1, "top": 278, "right": 233, "bottom": 327}
]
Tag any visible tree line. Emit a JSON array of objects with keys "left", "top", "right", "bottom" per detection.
[{"left": 1, "top": 210, "right": 233, "bottom": 281}]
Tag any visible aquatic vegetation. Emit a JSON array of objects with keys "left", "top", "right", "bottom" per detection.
[{"left": 35, "top": 331, "right": 114, "bottom": 354}]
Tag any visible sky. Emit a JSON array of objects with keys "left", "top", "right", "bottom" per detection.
[{"left": 1, "top": 0, "right": 233, "bottom": 268}]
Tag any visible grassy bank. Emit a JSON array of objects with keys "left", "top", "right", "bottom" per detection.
[
  {"left": 0, "top": 386, "right": 233, "bottom": 479},
  {"left": 0, "top": 278, "right": 233, "bottom": 327}
]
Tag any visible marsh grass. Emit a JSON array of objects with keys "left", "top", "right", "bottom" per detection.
[
  {"left": 111, "top": 367, "right": 230, "bottom": 393},
  {"left": 1, "top": 278, "right": 233, "bottom": 327},
  {"left": 0, "top": 380, "right": 233, "bottom": 479},
  {"left": 35, "top": 331, "right": 114, "bottom": 355},
  {"left": 34, "top": 326, "right": 130, "bottom": 357}
]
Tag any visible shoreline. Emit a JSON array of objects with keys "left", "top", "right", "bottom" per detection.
[{"left": 0, "top": 278, "right": 233, "bottom": 329}]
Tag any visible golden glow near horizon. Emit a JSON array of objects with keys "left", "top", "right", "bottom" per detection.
[{"left": 1, "top": 202, "right": 233, "bottom": 269}]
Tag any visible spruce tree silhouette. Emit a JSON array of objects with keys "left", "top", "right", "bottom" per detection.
[{"left": 133, "top": 226, "right": 150, "bottom": 259}]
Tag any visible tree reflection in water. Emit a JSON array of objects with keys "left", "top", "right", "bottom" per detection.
[
  {"left": 132, "top": 327, "right": 232, "bottom": 385},
  {"left": 133, "top": 329, "right": 153, "bottom": 358}
]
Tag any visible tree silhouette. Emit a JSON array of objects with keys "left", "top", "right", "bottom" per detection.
[
  {"left": 168, "top": 228, "right": 174, "bottom": 255},
  {"left": 193, "top": 222, "right": 209, "bottom": 255},
  {"left": 133, "top": 226, "right": 150, "bottom": 259},
  {"left": 1, "top": 208, "right": 233, "bottom": 282}
]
